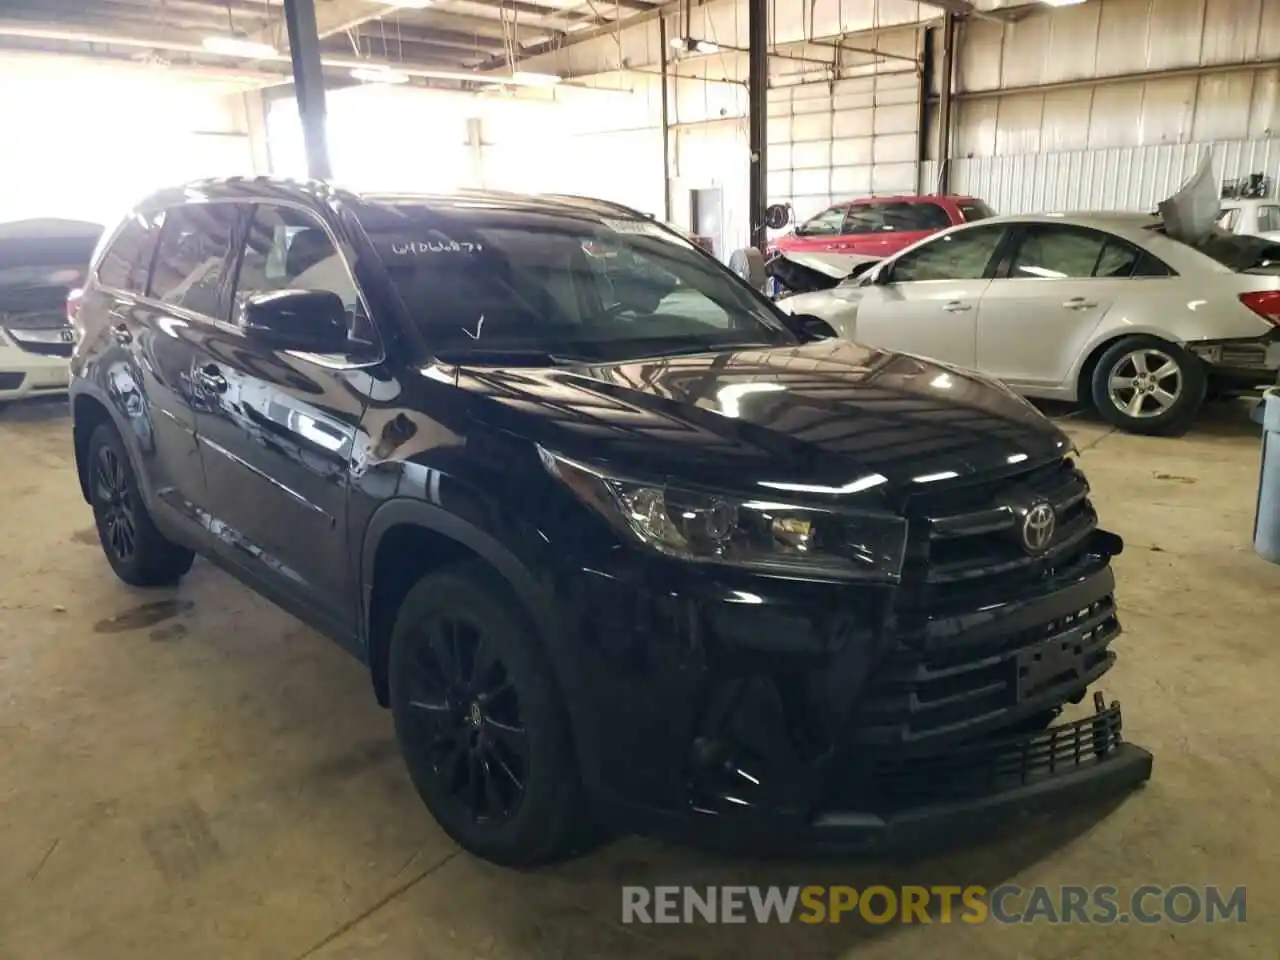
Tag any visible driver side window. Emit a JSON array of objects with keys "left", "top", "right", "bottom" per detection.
[
  {"left": 234, "top": 204, "right": 377, "bottom": 352},
  {"left": 798, "top": 205, "right": 849, "bottom": 237},
  {"left": 890, "top": 226, "right": 1006, "bottom": 282}
]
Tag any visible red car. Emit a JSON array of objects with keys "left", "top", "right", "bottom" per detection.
[{"left": 771, "top": 194, "right": 995, "bottom": 259}]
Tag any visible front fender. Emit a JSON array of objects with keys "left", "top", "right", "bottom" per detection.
[
  {"left": 357, "top": 495, "right": 604, "bottom": 787},
  {"left": 776, "top": 291, "right": 860, "bottom": 339},
  {"left": 359, "top": 496, "right": 564, "bottom": 645}
]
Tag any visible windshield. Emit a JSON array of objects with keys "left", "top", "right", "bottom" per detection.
[{"left": 357, "top": 205, "right": 795, "bottom": 363}]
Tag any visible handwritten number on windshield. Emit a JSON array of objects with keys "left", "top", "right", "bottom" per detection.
[{"left": 391, "top": 240, "right": 482, "bottom": 255}]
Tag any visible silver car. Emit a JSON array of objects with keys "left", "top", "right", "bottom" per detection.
[{"left": 776, "top": 212, "right": 1280, "bottom": 434}]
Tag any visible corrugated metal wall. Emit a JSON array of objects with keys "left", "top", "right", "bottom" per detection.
[
  {"left": 927, "top": 138, "right": 1280, "bottom": 214},
  {"left": 935, "top": 0, "right": 1280, "bottom": 212}
]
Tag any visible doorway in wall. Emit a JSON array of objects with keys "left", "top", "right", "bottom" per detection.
[{"left": 690, "top": 188, "right": 723, "bottom": 260}]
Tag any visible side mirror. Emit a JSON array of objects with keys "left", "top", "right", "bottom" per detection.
[
  {"left": 789, "top": 313, "right": 839, "bottom": 342},
  {"left": 239, "top": 289, "right": 349, "bottom": 353},
  {"left": 765, "top": 203, "right": 793, "bottom": 230}
]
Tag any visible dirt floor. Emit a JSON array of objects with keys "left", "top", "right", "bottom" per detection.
[{"left": 0, "top": 395, "right": 1277, "bottom": 959}]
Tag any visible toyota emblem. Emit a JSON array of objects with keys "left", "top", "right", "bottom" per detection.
[{"left": 1021, "top": 502, "right": 1056, "bottom": 553}]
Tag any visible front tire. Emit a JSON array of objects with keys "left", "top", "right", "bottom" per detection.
[
  {"left": 87, "top": 422, "right": 195, "bottom": 586},
  {"left": 388, "top": 562, "right": 591, "bottom": 866},
  {"left": 1090, "top": 336, "right": 1206, "bottom": 435}
]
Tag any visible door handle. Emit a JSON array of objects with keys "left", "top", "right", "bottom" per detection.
[
  {"left": 1063, "top": 297, "right": 1098, "bottom": 310},
  {"left": 943, "top": 301, "right": 972, "bottom": 312},
  {"left": 194, "top": 364, "right": 227, "bottom": 394},
  {"left": 110, "top": 323, "right": 132, "bottom": 345}
]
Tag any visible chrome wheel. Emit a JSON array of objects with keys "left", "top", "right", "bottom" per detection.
[
  {"left": 1106, "top": 348, "right": 1183, "bottom": 419},
  {"left": 400, "top": 615, "right": 528, "bottom": 824},
  {"left": 93, "top": 445, "right": 137, "bottom": 562}
]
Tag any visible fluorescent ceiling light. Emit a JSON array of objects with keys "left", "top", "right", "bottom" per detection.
[
  {"left": 350, "top": 66, "right": 411, "bottom": 84},
  {"left": 1041, "top": 0, "right": 1087, "bottom": 6},
  {"left": 202, "top": 35, "right": 277, "bottom": 58},
  {"left": 510, "top": 71, "right": 561, "bottom": 86}
]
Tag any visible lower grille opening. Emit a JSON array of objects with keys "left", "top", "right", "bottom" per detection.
[
  {"left": 836, "top": 700, "right": 1126, "bottom": 811},
  {"left": 0, "top": 372, "right": 26, "bottom": 390}
]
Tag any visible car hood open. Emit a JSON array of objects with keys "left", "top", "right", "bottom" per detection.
[{"left": 457, "top": 340, "right": 1072, "bottom": 501}]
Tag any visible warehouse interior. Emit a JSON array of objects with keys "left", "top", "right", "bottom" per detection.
[{"left": 2, "top": 0, "right": 1280, "bottom": 956}]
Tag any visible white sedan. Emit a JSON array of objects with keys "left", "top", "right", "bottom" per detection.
[{"left": 776, "top": 212, "right": 1280, "bottom": 434}]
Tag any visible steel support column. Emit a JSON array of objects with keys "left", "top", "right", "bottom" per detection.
[
  {"left": 659, "top": 16, "right": 673, "bottom": 221},
  {"left": 936, "top": 11, "right": 956, "bottom": 194},
  {"left": 284, "top": 0, "right": 332, "bottom": 180},
  {"left": 747, "top": 0, "right": 768, "bottom": 250}
]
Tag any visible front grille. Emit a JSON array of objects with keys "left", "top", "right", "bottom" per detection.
[
  {"left": 7, "top": 338, "right": 72, "bottom": 358},
  {"left": 851, "top": 457, "right": 1121, "bottom": 746},
  {"left": 4, "top": 324, "right": 75, "bottom": 357},
  {"left": 906, "top": 457, "right": 1093, "bottom": 597},
  {"left": 838, "top": 699, "right": 1125, "bottom": 810}
]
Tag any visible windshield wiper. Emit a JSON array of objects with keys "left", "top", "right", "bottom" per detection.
[
  {"left": 433, "top": 347, "right": 596, "bottom": 366},
  {"left": 626, "top": 341, "right": 776, "bottom": 359}
]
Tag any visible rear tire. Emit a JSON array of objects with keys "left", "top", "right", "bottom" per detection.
[
  {"left": 87, "top": 422, "right": 195, "bottom": 587},
  {"left": 388, "top": 562, "right": 592, "bottom": 866},
  {"left": 1090, "top": 335, "right": 1206, "bottom": 436}
]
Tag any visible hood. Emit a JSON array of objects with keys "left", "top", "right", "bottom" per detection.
[
  {"left": 766, "top": 250, "right": 881, "bottom": 296},
  {"left": 780, "top": 250, "right": 880, "bottom": 279},
  {"left": 456, "top": 341, "right": 1071, "bottom": 503}
]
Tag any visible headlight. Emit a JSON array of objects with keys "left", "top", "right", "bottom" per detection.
[{"left": 540, "top": 448, "right": 907, "bottom": 581}]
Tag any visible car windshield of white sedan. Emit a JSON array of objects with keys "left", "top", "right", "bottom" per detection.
[{"left": 360, "top": 206, "right": 794, "bottom": 362}]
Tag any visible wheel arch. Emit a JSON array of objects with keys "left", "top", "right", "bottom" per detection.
[
  {"left": 359, "top": 499, "right": 567, "bottom": 710},
  {"left": 72, "top": 391, "right": 119, "bottom": 503}
]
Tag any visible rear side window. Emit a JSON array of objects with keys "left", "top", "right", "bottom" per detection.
[
  {"left": 1217, "top": 208, "right": 1240, "bottom": 231},
  {"left": 957, "top": 200, "right": 995, "bottom": 222},
  {"left": 97, "top": 211, "right": 163, "bottom": 292},
  {"left": 149, "top": 203, "right": 241, "bottom": 319},
  {"left": 845, "top": 202, "right": 952, "bottom": 234},
  {"left": 1258, "top": 205, "right": 1280, "bottom": 233}
]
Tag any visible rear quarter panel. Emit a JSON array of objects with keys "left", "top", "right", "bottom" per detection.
[{"left": 1062, "top": 273, "right": 1278, "bottom": 392}]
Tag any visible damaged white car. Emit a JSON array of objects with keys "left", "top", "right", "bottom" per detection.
[{"left": 770, "top": 165, "right": 1280, "bottom": 434}]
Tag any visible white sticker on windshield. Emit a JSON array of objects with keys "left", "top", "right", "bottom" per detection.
[{"left": 601, "top": 218, "right": 668, "bottom": 237}]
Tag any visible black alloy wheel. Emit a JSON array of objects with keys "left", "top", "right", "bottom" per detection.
[
  {"left": 94, "top": 443, "right": 138, "bottom": 564},
  {"left": 400, "top": 614, "right": 528, "bottom": 825},
  {"left": 388, "top": 564, "right": 592, "bottom": 865}
]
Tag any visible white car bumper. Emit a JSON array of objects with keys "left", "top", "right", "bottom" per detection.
[{"left": 0, "top": 336, "right": 71, "bottom": 400}]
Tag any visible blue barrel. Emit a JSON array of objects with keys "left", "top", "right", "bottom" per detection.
[{"left": 1255, "top": 388, "right": 1280, "bottom": 564}]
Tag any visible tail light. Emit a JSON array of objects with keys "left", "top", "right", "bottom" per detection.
[{"left": 1238, "top": 290, "right": 1280, "bottom": 326}]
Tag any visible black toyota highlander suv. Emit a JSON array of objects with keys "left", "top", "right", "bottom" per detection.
[{"left": 70, "top": 178, "right": 1152, "bottom": 865}]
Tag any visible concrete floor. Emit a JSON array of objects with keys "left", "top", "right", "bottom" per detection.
[{"left": 1, "top": 396, "right": 1277, "bottom": 959}]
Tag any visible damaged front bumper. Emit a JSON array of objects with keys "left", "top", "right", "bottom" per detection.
[
  {"left": 606, "top": 699, "right": 1152, "bottom": 855},
  {"left": 572, "top": 460, "right": 1153, "bottom": 853}
]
